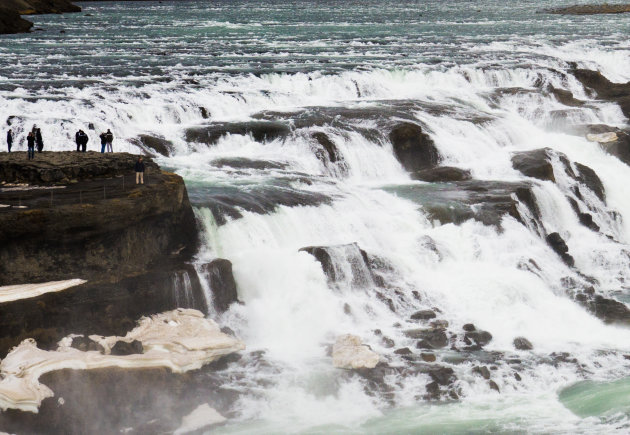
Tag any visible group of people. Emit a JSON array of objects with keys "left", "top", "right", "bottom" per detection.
[{"left": 5, "top": 127, "right": 115, "bottom": 158}]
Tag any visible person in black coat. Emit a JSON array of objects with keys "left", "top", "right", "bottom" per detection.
[
  {"left": 35, "top": 128, "right": 44, "bottom": 153},
  {"left": 27, "top": 132, "right": 35, "bottom": 160},
  {"left": 100, "top": 132, "right": 107, "bottom": 153},
  {"left": 134, "top": 157, "right": 145, "bottom": 185},
  {"left": 80, "top": 131, "right": 89, "bottom": 152},
  {"left": 6, "top": 129, "right": 12, "bottom": 152},
  {"left": 75, "top": 130, "right": 81, "bottom": 152}
]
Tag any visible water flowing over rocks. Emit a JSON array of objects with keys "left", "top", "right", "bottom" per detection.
[
  {"left": 198, "top": 259, "right": 240, "bottom": 313},
  {"left": 185, "top": 121, "right": 291, "bottom": 145},
  {"left": 332, "top": 334, "right": 380, "bottom": 369},
  {"left": 571, "top": 67, "right": 630, "bottom": 118},
  {"left": 389, "top": 122, "right": 440, "bottom": 172}
]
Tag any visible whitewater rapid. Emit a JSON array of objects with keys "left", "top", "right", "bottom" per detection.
[{"left": 2, "top": 3, "right": 630, "bottom": 430}]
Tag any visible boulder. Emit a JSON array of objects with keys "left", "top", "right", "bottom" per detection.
[
  {"left": 472, "top": 365, "right": 491, "bottom": 380},
  {"left": 312, "top": 132, "right": 342, "bottom": 164},
  {"left": 332, "top": 334, "right": 380, "bottom": 369},
  {"left": 511, "top": 148, "right": 556, "bottom": 182},
  {"left": 488, "top": 380, "right": 500, "bottom": 392},
  {"left": 199, "top": 259, "right": 239, "bottom": 313},
  {"left": 110, "top": 339, "right": 144, "bottom": 356},
  {"left": 464, "top": 330, "right": 493, "bottom": 348},
  {"left": 513, "top": 337, "right": 533, "bottom": 350},
  {"left": 575, "top": 163, "right": 605, "bottom": 202},
  {"left": 572, "top": 68, "right": 630, "bottom": 118},
  {"left": 389, "top": 122, "right": 439, "bottom": 172},
  {"left": 545, "top": 232, "right": 575, "bottom": 267},
  {"left": 420, "top": 353, "right": 436, "bottom": 362},
  {"left": 394, "top": 347, "right": 412, "bottom": 355},
  {"left": 408, "top": 329, "right": 448, "bottom": 350},
  {"left": 299, "top": 243, "right": 374, "bottom": 288},
  {"left": 462, "top": 323, "right": 476, "bottom": 332},
  {"left": 427, "top": 366, "right": 456, "bottom": 386},
  {"left": 410, "top": 310, "right": 437, "bottom": 321},
  {"left": 133, "top": 134, "right": 174, "bottom": 157},
  {"left": 589, "top": 295, "right": 630, "bottom": 324},
  {"left": 549, "top": 87, "right": 584, "bottom": 107},
  {"left": 70, "top": 336, "right": 105, "bottom": 353},
  {"left": 185, "top": 121, "right": 291, "bottom": 145},
  {"left": 412, "top": 166, "right": 472, "bottom": 182}
]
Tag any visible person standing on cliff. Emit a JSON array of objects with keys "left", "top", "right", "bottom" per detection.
[
  {"left": 134, "top": 156, "right": 145, "bottom": 185},
  {"left": 75, "top": 130, "right": 81, "bottom": 152},
  {"left": 35, "top": 128, "right": 44, "bottom": 153},
  {"left": 99, "top": 132, "right": 107, "bottom": 153},
  {"left": 105, "top": 129, "right": 114, "bottom": 152},
  {"left": 81, "top": 131, "right": 89, "bottom": 152},
  {"left": 6, "top": 129, "right": 13, "bottom": 152},
  {"left": 26, "top": 132, "right": 35, "bottom": 160}
]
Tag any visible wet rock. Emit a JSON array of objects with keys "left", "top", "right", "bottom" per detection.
[
  {"left": 381, "top": 336, "right": 395, "bottom": 348},
  {"left": 312, "top": 132, "right": 342, "bottom": 164},
  {"left": 431, "top": 319, "right": 449, "bottom": 329},
  {"left": 588, "top": 295, "right": 630, "bottom": 324},
  {"left": 410, "top": 309, "right": 437, "bottom": 321},
  {"left": 545, "top": 232, "right": 575, "bottom": 267},
  {"left": 420, "top": 353, "right": 436, "bottom": 362},
  {"left": 70, "top": 336, "right": 105, "bottom": 353},
  {"left": 0, "top": 8, "right": 33, "bottom": 34},
  {"left": 511, "top": 148, "right": 556, "bottom": 182},
  {"left": 332, "top": 334, "right": 380, "bottom": 369},
  {"left": 572, "top": 68, "right": 630, "bottom": 118},
  {"left": 299, "top": 243, "right": 373, "bottom": 288},
  {"left": 575, "top": 162, "right": 605, "bottom": 202},
  {"left": 412, "top": 166, "right": 471, "bottom": 182},
  {"left": 200, "top": 107, "right": 209, "bottom": 119},
  {"left": 513, "top": 337, "right": 533, "bottom": 350},
  {"left": 394, "top": 347, "right": 413, "bottom": 355},
  {"left": 544, "top": 4, "right": 630, "bottom": 15},
  {"left": 549, "top": 86, "right": 584, "bottom": 107},
  {"left": 472, "top": 365, "right": 491, "bottom": 380},
  {"left": 514, "top": 372, "right": 522, "bottom": 381},
  {"left": 414, "top": 329, "right": 449, "bottom": 350},
  {"left": 427, "top": 366, "right": 456, "bottom": 386},
  {"left": 132, "top": 134, "right": 174, "bottom": 157},
  {"left": 110, "top": 339, "right": 143, "bottom": 356},
  {"left": 425, "top": 381, "right": 440, "bottom": 399},
  {"left": 464, "top": 330, "right": 493, "bottom": 348},
  {"left": 463, "top": 323, "right": 476, "bottom": 332},
  {"left": 389, "top": 122, "right": 440, "bottom": 172},
  {"left": 185, "top": 121, "right": 291, "bottom": 145},
  {"left": 578, "top": 212, "right": 600, "bottom": 232},
  {"left": 199, "top": 259, "right": 239, "bottom": 313},
  {"left": 488, "top": 380, "right": 500, "bottom": 393},
  {"left": 212, "top": 157, "right": 287, "bottom": 171}
]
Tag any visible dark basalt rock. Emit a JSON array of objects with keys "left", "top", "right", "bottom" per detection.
[
  {"left": 543, "top": 4, "right": 630, "bottom": 15},
  {"left": 389, "top": 122, "right": 440, "bottom": 172},
  {"left": 70, "top": 336, "right": 105, "bottom": 353},
  {"left": 211, "top": 157, "right": 287, "bottom": 171},
  {"left": 598, "top": 131, "right": 630, "bottom": 166},
  {"left": 312, "top": 132, "right": 342, "bottom": 164},
  {"left": 132, "top": 134, "right": 174, "bottom": 157},
  {"left": 464, "top": 330, "right": 493, "bottom": 348},
  {"left": 411, "top": 329, "right": 449, "bottom": 350},
  {"left": 488, "top": 380, "right": 500, "bottom": 393},
  {"left": 199, "top": 259, "right": 239, "bottom": 313},
  {"left": 427, "top": 366, "right": 456, "bottom": 386},
  {"left": 588, "top": 295, "right": 630, "bottom": 324},
  {"left": 299, "top": 243, "right": 374, "bottom": 288},
  {"left": 463, "top": 323, "right": 476, "bottom": 332},
  {"left": 511, "top": 148, "right": 556, "bottom": 182},
  {"left": 412, "top": 166, "right": 472, "bottom": 182},
  {"left": 578, "top": 212, "right": 600, "bottom": 232},
  {"left": 0, "top": 153, "right": 198, "bottom": 286},
  {"left": 572, "top": 68, "right": 630, "bottom": 118},
  {"left": 513, "top": 337, "right": 533, "bottom": 350},
  {"left": 110, "top": 339, "right": 143, "bottom": 356},
  {"left": 0, "top": 7, "right": 33, "bottom": 34},
  {"left": 549, "top": 86, "right": 584, "bottom": 107},
  {"left": 546, "top": 232, "right": 575, "bottom": 267},
  {"left": 472, "top": 365, "right": 491, "bottom": 380},
  {"left": 394, "top": 347, "right": 413, "bottom": 355},
  {"left": 185, "top": 121, "right": 291, "bottom": 145},
  {"left": 421, "top": 353, "right": 436, "bottom": 362},
  {"left": 575, "top": 163, "right": 605, "bottom": 202},
  {"left": 410, "top": 309, "right": 437, "bottom": 321}
]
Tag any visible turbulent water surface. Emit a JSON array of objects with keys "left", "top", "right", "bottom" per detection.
[{"left": 2, "top": 0, "right": 630, "bottom": 433}]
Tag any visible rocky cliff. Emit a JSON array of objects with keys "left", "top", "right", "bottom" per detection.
[{"left": 0, "top": 0, "right": 81, "bottom": 34}]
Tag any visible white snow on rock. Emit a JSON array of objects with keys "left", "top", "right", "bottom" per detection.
[
  {"left": 0, "top": 279, "right": 86, "bottom": 303},
  {"left": 586, "top": 132, "right": 618, "bottom": 143},
  {"left": 332, "top": 334, "right": 380, "bottom": 369},
  {"left": 0, "top": 309, "right": 245, "bottom": 413}
]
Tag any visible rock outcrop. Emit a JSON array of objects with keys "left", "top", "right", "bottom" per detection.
[
  {"left": 199, "top": 259, "right": 239, "bottom": 313},
  {"left": 572, "top": 68, "right": 630, "bottom": 118},
  {"left": 0, "top": 0, "right": 81, "bottom": 35},
  {"left": 543, "top": 4, "right": 630, "bottom": 15},
  {"left": 389, "top": 122, "right": 440, "bottom": 172},
  {"left": 0, "top": 152, "right": 198, "bottom": 285},
  {"left": 332, "top": 334, "right": 380, "bottom": 369}
]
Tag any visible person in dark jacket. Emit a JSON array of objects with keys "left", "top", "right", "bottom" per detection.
[
  {"left": 105, "top": 129, "right": 114, "bottom": 152},
  {"left": 78, "top": 130, "right": 89, "bottom": 152},
  {"left": 35, "top": 128, "right": 44, "bottom": 153},
  {"left": 6, "top": 129, "right": 13, "bottom": 152},
  {"left": 75, "top": 130, "right": 81, "bottom": 152},
  {"left": 27, "top": 132, "right": 35, "bottom": 160},
  {"left": 100, "top": 132, "right": 107, "bottom": 153},
  {"left": 134, "top": 157, "right": 145, "bottom": 185}
]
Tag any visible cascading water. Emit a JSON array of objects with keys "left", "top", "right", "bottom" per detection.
[{"left": 2, "top": 0, "right": 630, "bottom": 432}]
